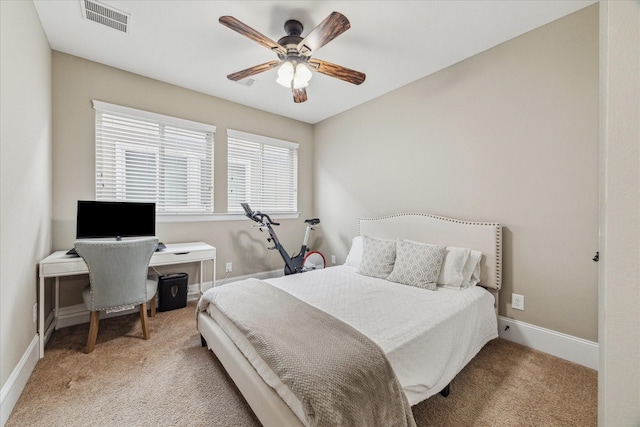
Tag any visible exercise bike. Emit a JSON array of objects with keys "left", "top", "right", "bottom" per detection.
[{"left": 241, "top": 203, "right": 325, "bottom": 275}]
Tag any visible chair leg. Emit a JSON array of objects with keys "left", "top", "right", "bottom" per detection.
[
  {"left": 149, "top": 292, "right": 156, "bottom": 318},
  {"left": 140, "top": 302, "right": 150, "bottom": 340},
  {"left": 86, "top": 310, "right": 100, "bottom": 354}
]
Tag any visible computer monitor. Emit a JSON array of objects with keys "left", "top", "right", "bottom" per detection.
[{"left": 75, "top": 200, "right": 156, "bottom": 240}]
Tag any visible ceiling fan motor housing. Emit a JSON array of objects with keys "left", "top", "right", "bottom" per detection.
[
  {"left": 278, "top": 19, "right": 305, "bottom": 59},
  {"left": 284, "top": 19, "right": 303, "bottom": 36}
]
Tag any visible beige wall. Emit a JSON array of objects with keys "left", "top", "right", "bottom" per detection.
[
  {"left": 2, "top": 1, "right": 638, "bottom": 425},
  {"left": 2, "top": 1, "right": 638, "bottom": 424},
  {"left": 314, "top": 6, "right": 599, "bottom": 341},
  {"left": 52, "top": 52, "right": 314, "bottom": 306},
  {"left": 0, "top": 0, "right": 52, "bottom": 402},
  {"left": 598, "top": 0, "right": 640, "bottom": 424}
]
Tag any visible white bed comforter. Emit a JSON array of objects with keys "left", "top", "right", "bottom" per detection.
[{"left": 204, "top": 265, "right": 497, "bottom": 406}]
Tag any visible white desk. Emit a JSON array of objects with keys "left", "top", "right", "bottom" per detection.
[{"left": 38, "top": 242, "right": 216, "bottom": 358}]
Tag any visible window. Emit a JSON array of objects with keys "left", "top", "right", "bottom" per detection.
[
  {"left": 227, "top": 129, "right": 298, "bottom": 214},
  {"left": 93, "top": 101, "right": 215, "bottom": 216}
]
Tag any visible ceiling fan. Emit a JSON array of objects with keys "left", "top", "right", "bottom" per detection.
[{"left": 219, "top": 12, "right": 366, "bottom": 103}]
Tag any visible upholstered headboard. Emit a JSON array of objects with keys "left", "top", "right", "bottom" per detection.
[{"left": 359, "top": 213, "right": 502, "bottom": 292}]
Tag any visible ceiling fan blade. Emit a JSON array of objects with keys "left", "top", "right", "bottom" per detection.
[
  {"left": 219, "top": 16, "right": 287, "bottom": 56},
  {"left": 227, "top": 61, "right": 281, "bottom": 82},
  {"left": 293, "top": 87, "right": 308, "bottom": 103},
  {"left": 308, "top": 58, "right": 366, "bottom": 85},
  {"left": 297, "top": 12, "right": 350, "bottom": 56}
]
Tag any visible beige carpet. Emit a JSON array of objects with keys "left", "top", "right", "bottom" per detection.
[{"left": 7, "top": 302, "right": 596, "bottom": 426}]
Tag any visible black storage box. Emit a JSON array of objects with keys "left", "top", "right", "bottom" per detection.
[{"left": 158, "top": 273, "right": 188, "bottom": 312}]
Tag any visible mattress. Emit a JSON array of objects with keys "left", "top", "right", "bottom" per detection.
[{"left": 203, "top": 265, "right": 498, "bottom": 408}]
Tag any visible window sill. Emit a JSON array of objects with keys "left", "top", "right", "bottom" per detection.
[{"left": 157, "top": 212, "right": 300, "bottom": 223}]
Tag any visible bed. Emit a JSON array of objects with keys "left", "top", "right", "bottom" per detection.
[{"left": 197, "top": 213, "right": 502, "bottom": 426}]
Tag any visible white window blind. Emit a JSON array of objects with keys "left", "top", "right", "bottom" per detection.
[
  {"left": 227, "top": 129, "right": 298, "bottom": 214},
  {"left": 93, "top": 101, "right": 215, "bottom": 215}
]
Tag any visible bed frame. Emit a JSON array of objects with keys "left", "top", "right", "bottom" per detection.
[{"left": 198, "top": 213, "right": 502, "bottom": 426}]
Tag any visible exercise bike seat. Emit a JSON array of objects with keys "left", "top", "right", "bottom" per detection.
[{"left": 304, "top": 218, "right": 320, "bottom": 225}]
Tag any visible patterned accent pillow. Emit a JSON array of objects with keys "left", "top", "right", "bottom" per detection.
[
  {"left": 358, "top": 236, "right": 396, "bottom": 279},
  {"left": 386, "top": 240, "right": 447, "bottom": 290}
]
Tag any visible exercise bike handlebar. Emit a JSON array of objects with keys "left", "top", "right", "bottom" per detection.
[
  {"left": 241, "top": 203, "right": 280, "bottom": 226},
  {"left": 254, "top": 212, "right": 280, "bottom": 227}
]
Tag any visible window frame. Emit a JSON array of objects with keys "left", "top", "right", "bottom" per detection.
[
  {"left": 227, "top": 129, "right": 299, "bottom": 216},
  {"left": 92, "top": 100, "right": 215, "bottom": 221}
]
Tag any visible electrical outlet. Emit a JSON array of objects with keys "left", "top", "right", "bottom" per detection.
[
  {"left": 225, "top": 262, "right": 233, "bottom": 273},
  {"left": 331, "top": 254, "right": 336, "bottom": 264},
  {"left": 512, "top": 293, "right": 525, "bottom": 310},
  {"left": 33, "top": 303, "right": 38, "bottom": 323}
]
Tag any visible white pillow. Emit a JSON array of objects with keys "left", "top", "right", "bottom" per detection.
[
  {"left": 461, "top": 250, "right": 482, "bottom": 288},
  {"left": 358, "top": 236, "right": 396, "bottom": 279},
  {"left": 345, "top": 236, "right": 364, "bottom": 268},
  {"left": 386, "top": 240, "right": 446, "bottom": 290},
  {"left": 437, "top": 247, "right": 471, "bottom": 289}
]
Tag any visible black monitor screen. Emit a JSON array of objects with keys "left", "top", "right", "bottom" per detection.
[{"left": 76, "top": 200, "right": 156, "bottom": 239}]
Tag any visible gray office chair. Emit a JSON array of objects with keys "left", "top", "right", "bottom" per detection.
[{"left": 74, "top": 237, "right": 159, "bottom": 354}]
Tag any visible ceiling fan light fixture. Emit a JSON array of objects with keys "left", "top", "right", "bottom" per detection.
[
  {"left": 276, "top": 61, "right": 294, "bottom": 87},
  {"left": 294, "top": 63, "right": 312, "bottom": 88},
  {"left": 276, "top": 60, "right": 312, "bottom": 89}
]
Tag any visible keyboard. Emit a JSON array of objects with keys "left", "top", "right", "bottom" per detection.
[{"left": 67, "top": 242, "right": 166, "bottom": 256}]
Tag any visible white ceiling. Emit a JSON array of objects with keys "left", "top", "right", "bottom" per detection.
[{"left": 33, "top": 0, "right": 595, "bottom": 124}]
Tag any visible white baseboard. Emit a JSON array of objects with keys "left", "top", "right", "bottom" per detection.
[
  {"left": 498, "top": 316, "right": 598, "bottom": 370},
  {"left": 56, "top": 280, "right": 213, "bottom": 329},
  {"left": 56, "top": 304, "right": 139, "bottom": 329},
  {"left": 1, "top": 335, "right": 39, "bottom": 427},
  {"left": 187, "top": 284, "right": 202, "bottom": 301}
]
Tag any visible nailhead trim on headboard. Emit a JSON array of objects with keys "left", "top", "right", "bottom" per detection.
[{"left": 358, "top": 212, "right": 502, "bottom": 290}]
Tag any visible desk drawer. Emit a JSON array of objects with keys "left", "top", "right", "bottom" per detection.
[
  {"left": 41, "top": 259, "right": 88, "bottom": 276},
  {"left": 151, "top": 249, "right": 215, "bottom": 266}
]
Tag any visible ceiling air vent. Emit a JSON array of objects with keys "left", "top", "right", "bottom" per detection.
[{"left": 80, "top": 0, "right": 130, "bottom": 33}]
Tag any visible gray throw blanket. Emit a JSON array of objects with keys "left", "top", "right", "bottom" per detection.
[{"left": 199, "top": 278, "right": 416, "bottom": 427}]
